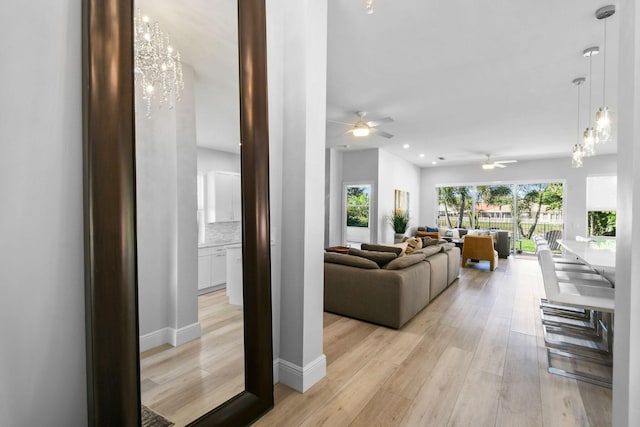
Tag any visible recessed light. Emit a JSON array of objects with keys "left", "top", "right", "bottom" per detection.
[
  {"left": 403, "top": 144, "right": 410, "bottom": 149},
  {"left": 419, "top": 154, "right": 425, "bottom": 158},
  {"left": 432, "top": 161, "right": 437, "bottom": 165}
]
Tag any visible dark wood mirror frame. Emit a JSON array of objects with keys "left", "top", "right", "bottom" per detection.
[{"left": 82, "top": 0, "right": 274, "bottom": 425}]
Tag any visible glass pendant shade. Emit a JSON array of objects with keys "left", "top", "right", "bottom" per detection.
[
  {"left": 596, "top": 106, "right": 613, "bottom": 143},
  {"left": 572, "top": 144, "right": 584, "bottom": 168},
  {"left": 583, "top": 127, "right": 596, "bottom": 157}
]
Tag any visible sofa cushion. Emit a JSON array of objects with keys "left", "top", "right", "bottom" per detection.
[
  {"left": 383, "top": 253, "right": 426, "bottom": 270},
  {"left": 324, "top": 252, "right": 380, "bottom": 269},
  {"left": 413, "top": 245, "right": 442, "bottom": 257},
  {"left": 403, "top": 237, "right": 423, "bottom": 254},
  {"left": 440, "top": 242, "right": 455, "bottom": 252},
  {"left": 348, "top": 248, "right": 397, "bottom": 266},
  {"left": 361, "top": 243, "right": 404, "bottom": 256}
]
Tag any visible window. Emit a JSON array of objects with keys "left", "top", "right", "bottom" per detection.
[
  {"left": 587, "top": 175, "right": 617, "bottom": 237},
  {"left": 346, "top": 185, "right": 370, "bottom": 228}
]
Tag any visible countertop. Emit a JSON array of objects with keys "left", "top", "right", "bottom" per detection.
[{"left": 198, "top": 241, "right": 241, "bottom": 249}]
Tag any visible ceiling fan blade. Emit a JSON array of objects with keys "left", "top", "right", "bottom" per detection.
[
  {"left": 495, "top": 163, "right": 507, "bottom": 168},
  {"left": 366, "top": 117, "right": 394, "bottom": 128},
  {"left": 371, "top": 128, "right": 394, "bottom": 139},
  {"left": 328, "top": 119, "right": 356, "bottom": 126},
  {"left": 343, "top": 129, "right": 354, "bottom": 135},
  {"left": 495, "top": 160, "right": 517, "bottom": 164}
]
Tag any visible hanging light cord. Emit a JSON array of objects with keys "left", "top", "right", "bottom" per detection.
[
  {"left": 588, "top": 53, "right": 593, "bottom": 126},
  {"left": 577, "top": 83, "right": 582, "bottom": 144},
  {"left": 602, "top": 19, "right": 607, "bottom": 104}
]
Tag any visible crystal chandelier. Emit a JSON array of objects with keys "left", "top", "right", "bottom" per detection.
[
  {"left": 582, "top": 47, "right": 598, "bottom": 157},
  {"left": 571, "top": 77, "right": 585, "bottom": 168},
  {"left": 366, "top": 0, "right": 374, "bottom": 14},
  {"left": 595, "top": 5, "right": 616, "bottom": 144},
  {"left": 134, "top": 9, "right": 184, "bottom": 118}
]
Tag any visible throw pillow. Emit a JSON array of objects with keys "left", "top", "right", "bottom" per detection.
[
  {"left": 421, "top": 236, "right": 440, "bottom": 247},
  {"left": 324, "top": 252, "right": 380, "bottom": 269},
  {"left": 325, "top": 245, "right": 349, "bottom": 254},
  {"left": 426, "top": 226, "right": 439, "bottom": 232},
  {"left": 393, "top": 242, "right": 408, "bottom": 256},
  {"left": 384, "top": 253, "right": 426, "bottom": 270},
  {"left": 404, "top": 237, "right": 423, "bottom": 255},
  {"left": 360, "top": 243, "right": 403, "bottom": 256},
  {"left": 348, "top": 248, "right": 397, "bottom": 266}
]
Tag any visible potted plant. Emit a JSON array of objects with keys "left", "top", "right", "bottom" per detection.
[{"left": 388, "top": 209, "right": 410, "bottom": 243}]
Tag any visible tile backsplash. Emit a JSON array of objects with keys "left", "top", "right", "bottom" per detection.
[{"left": 205, "top": 221, "right": 242, "bottom": 244}]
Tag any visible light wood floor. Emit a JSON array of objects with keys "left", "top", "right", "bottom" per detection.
[
  {"left": 255, "top": 256, "right": 612, "bottom": 427},
  {"left": 140, "top": 290, "right": 245, "bottom": 426}
]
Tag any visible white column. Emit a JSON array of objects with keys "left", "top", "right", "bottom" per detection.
[
  {"left": 613, "top": 1, "right": 640, "bottom": 425},
  {"left": 174, "top": 65, "right": 200, "bottom": 344},
  {"left": 276, "top": 0, "right": 328, "bottom": 392}
]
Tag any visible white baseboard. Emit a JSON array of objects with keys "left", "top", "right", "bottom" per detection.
[
  {"left": 277, "top": 354, "right": 326, "bottom": 392},
  {"left": 139, "top": 322, "right": 202, "bottom": 353},
  {"left": 140, "top": 328, "right": 172, "bottom": 353},
  {"left": 273, "top": 358, "right": 280, "bottom": 384},
  {"left": 170, "top": 322, "right": 202, "bottom": 347}
]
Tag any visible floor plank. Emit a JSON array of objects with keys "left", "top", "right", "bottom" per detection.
[{"left": 150, "top": 256, "right": 613, "bottom": 427}]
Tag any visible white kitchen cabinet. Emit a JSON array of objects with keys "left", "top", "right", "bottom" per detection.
[
  {"left": 197, "top": 246, "right": 227, "bottom": 291},
  {"left": 226, "top": 245, "right": 243, "bottom": 305},
  {"left": 205, "top": 171, "right": 241, "bottom": 223}
]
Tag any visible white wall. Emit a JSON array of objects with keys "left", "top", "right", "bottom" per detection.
[
  {"left": 0, "top": 1, "right": 87, "bottom": 424},
  {"left": 266, "top": 0, "right": 284, "bottom": 379},
  {"left": 613, "top": 1, "right": 640, "bottom": 425},
  {"left": 136, "top": 64, "right": 199, "bottom": 345},
  {"left": 342, "top": 149, "right": 379, "bottom": 243},
  {"left": 419, "top": 154, "right": 617, "bottom": 240},
  {"left": 377, "top": 149, "right": 421, "bottom": 244},
  {"left": 324, "top": 148, "right": 343, "bottom": 247},
  {"left": 196, "top": 147, "right": 240, "bottom": 174}
]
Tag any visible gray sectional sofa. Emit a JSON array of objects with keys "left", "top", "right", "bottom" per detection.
[{"left": 324, "top": 242, "right": 460, "bottom": 329}]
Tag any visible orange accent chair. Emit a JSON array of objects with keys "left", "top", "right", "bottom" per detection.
[{"left": 461, "top": 235, "right": 499, "bottom": 271}]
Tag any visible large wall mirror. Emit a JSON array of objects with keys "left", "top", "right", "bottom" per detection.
[{"left": 82, "top": 0, "right": 273, "bottom": 425}]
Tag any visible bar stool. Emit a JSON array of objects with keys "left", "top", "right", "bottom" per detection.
[{"left": 537, "top": 248, "right": 614, "bottom": 387}]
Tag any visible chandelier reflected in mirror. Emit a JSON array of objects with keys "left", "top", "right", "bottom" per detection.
[{"left": 134, "top": 9, "right": 184, "bottom": 118}]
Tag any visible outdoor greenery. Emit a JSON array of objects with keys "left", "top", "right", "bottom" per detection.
[
  {"left": 588, "top": 211, "right": 616, "bottom": 236},
  {"left": 346, "top": 186, "right": 370, "bottom": 227},
  {"left": 388, "top": 209, "right": 410, "bottom": 234},
  {"left": 437, "top": 183, "right": 564, "bottom": 242}
]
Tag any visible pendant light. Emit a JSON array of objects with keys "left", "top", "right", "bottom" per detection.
[
  {"left": 582, "top": 46, "right": 599, "bottom": 157},
  {"left": 572, "top": 77, "right": 586, "bottom": 168},
  {"left": 595, "top": 5, "right": 616, "bottom": 144}
]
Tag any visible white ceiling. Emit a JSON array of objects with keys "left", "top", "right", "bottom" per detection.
[
  {"left": 326, "top": 0, "right": 620, "bottom": 167},
  {"left": 137, "top": 0, "right": 620, "bottom": 165},
  {"left": 136, "top": 0, "right": 240, "bottom": 154}
]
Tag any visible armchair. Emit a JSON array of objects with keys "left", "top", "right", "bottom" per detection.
[{"left": 462, "top": 235, "right": 499, "bottom": 271}]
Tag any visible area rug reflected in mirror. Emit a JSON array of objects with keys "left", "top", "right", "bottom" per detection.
[{"left": 142, "top": 405, "right": 174, "bottom": 427}]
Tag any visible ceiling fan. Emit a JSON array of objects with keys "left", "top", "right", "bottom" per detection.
[
  {"left": 328, "top": 111, "right": 394, "bottom": 139},
  {"left": 482, "top": 154, "right": 517, "bottom": 170}
]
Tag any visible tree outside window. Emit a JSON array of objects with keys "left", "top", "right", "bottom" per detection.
[{"left": 346, "top": 186, "right": 370, "bottom": 227}]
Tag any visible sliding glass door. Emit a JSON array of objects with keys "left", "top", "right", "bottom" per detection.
[{"left": 436, "top": 181, "right": 564, "bottom": 255}]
